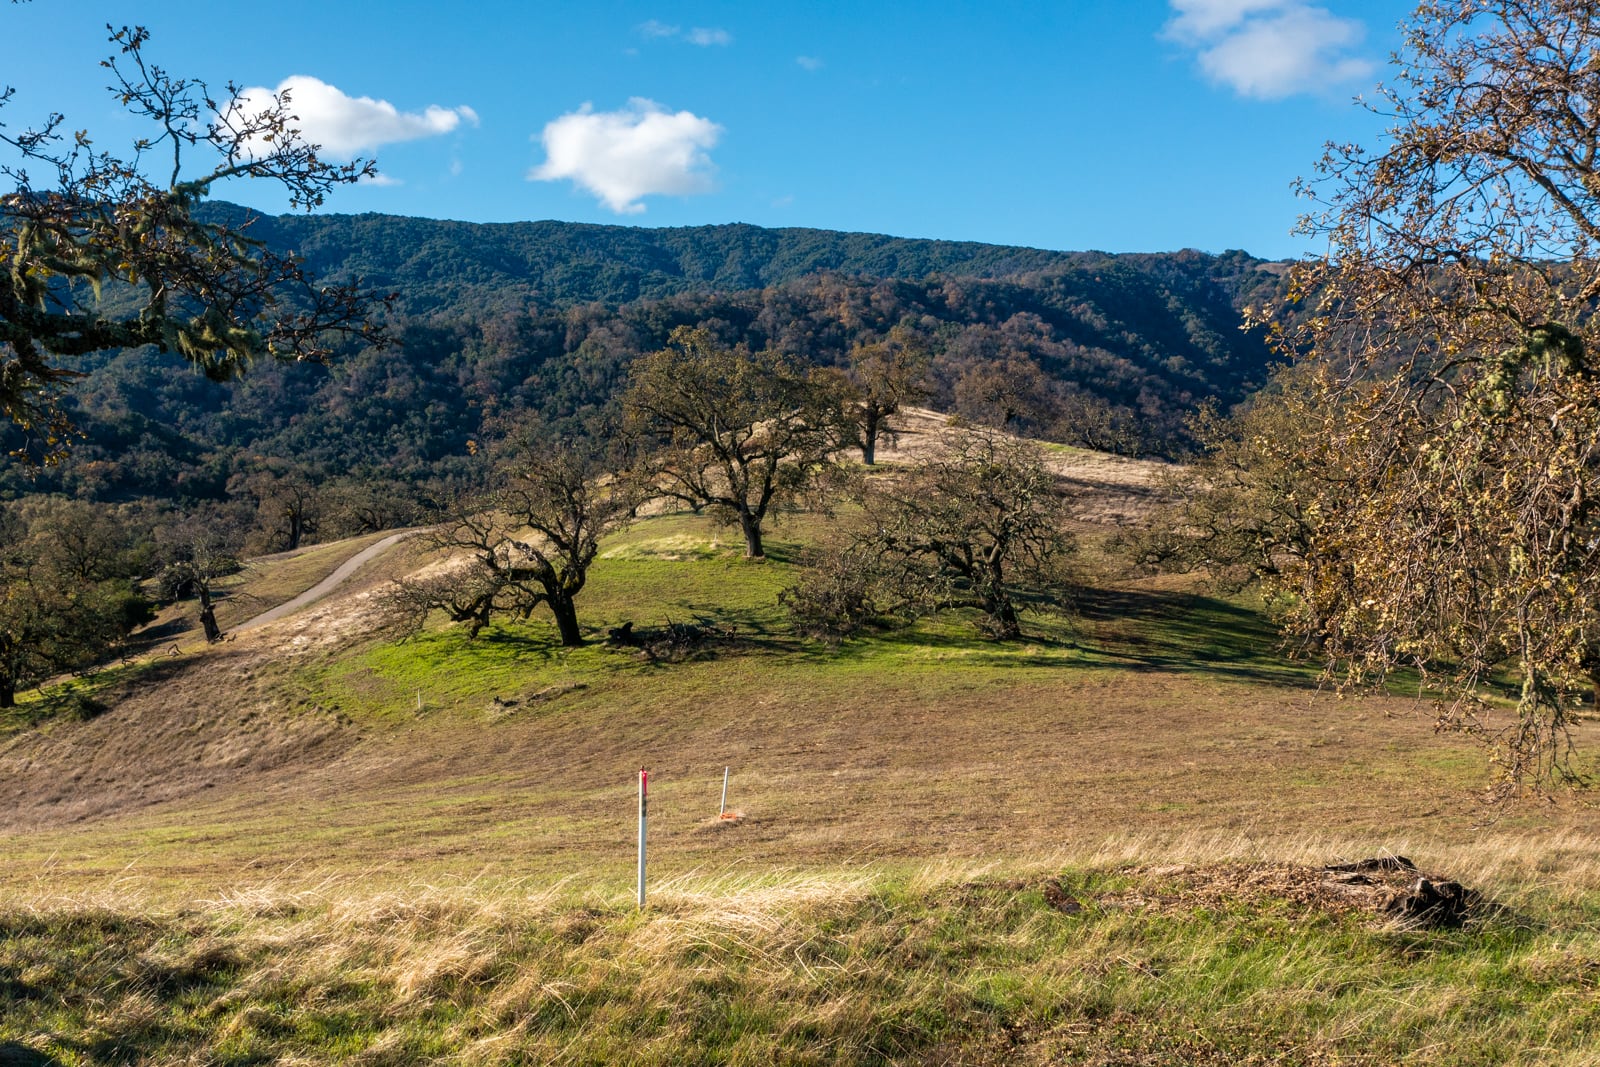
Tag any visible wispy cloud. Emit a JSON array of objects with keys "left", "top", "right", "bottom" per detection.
[
  {"left": 1163, "top": 0, "right": 1373, "bottom": 99},
  {"left": 637, "top": 20, "right": 733, "bottom": 46},
  {"left": 687, "top": 27, "right": 733, "bottom": 46},
  {"left": 529, "top": 98, "right": 723, "bottom": 214},
  {"left": 796, "top": 55, "right": 824, "bottom": 71},
  {"left": 227, "top": 76, "right": 478, "bottom": 159}
]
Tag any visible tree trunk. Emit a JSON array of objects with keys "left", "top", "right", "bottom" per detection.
[
  {"left": 982, "top": 591, "right": 1021, "bottom": 640},
  {"left": 198, "top": 588, "right": 222, "bottom": 643},
  {"left": 738, "top": 511, "right": 765, "bottom": 559},
  {"left": 861, "top": 407, "right": 881, "bottom": 465},
  {"left": 550, "top": 591, "right": 584, "bottom": 647},
  {"left": 1581, "top": 643, "right": 1600, "bottom": 706},
  {"left": 990, "top": 604, "right": 1021, "bottom": 639},
  {"left": 0, "top": 679, "right": 13, "bottom": 709}
]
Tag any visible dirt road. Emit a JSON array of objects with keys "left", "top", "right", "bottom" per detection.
[{"left": 235, "top": 529, "right": 418, "bottom": 632}]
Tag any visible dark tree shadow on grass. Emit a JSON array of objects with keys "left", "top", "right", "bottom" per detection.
[
  {"left": 1073, "top": 588, "right": 1316, "bottom": 687},
  {"left": 793, "top": 586, "right": 1318, "bottom": 687}
]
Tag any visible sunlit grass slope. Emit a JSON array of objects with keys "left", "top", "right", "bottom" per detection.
[
  {"left": 5, "top": 511, "right": 1546, "bottom": 882},
  {"left": 9, "top": 845, "right": 1600, "bottom": 1065},
  {"left": 5, "top": 510, "right": 1600, "bottom": 1064}
]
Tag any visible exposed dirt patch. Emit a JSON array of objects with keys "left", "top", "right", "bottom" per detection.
[{"left": 1083, "top": 858, "right": 1495, "bottom": 929}]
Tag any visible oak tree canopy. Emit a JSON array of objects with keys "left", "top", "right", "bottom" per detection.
[
  {"left": 623, "top": 325, "right": 852, "bottom": 559},
  {"left": 0, "top": 24, "right": 386, "bottom": 452},
  {"left": 1259, "top": 0, "right": 1600, "bottom": 791}
]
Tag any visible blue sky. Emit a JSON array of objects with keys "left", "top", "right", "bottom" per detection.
[{"left": 2, "top": 1, "right": 1409, "bottom": 259}]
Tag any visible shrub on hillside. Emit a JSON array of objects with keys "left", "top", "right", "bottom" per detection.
[
  {"left": 779, "top": 543, "right": 881, "bottom": 642},
  {"left": 782, "top": 429, "right": 1076, "bottom": 641}
]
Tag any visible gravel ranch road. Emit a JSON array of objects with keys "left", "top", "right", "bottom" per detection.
[{"left": 235, "top": 529, "right": 419, "bottom": 632}]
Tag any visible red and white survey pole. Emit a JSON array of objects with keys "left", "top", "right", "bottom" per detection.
[{"left": 637, "top": 768, "right": 649, "bottom": 910}]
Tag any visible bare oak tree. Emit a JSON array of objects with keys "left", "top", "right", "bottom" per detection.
[
  {"left": 390, "top": 444, "right": 638, "bottom": 646},
  {"left": 156, "top": 511, "right": 244, "bottom": 643},
  {"left": 784, "top": 429, "right": 1074, "bottom": 640}
]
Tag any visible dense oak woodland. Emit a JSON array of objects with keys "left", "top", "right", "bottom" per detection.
[{"left": 1, "top": 208, "right": 1285, "bottom": 527}]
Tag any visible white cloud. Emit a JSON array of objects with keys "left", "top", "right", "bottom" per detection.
[
  {"left": 1167, "top": 0, "right": 1286, "bottom": 39},
  {"left": 227, "top": 76, "right": 478, "bottom": 159},
  {"left": 686, "top": 27, "right": 732, "bottom": 46},
  {"left": 1163, "top": 0, "right": 1374, "bottom": 98},
  {"left": 530, "top": 99, "right": 723, "bottom": 214},
  {"left": 796, "top": 55, "right": 824, "bottom": 71},
  {"left": 638, "top": 20, "right": 731, "bottom": 46}
]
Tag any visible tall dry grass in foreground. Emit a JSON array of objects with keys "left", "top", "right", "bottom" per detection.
[{"left": 7, "top": 834, "right": 1600, "bottom": 1065}]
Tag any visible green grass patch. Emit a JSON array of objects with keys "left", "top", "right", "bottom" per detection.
[
  {"left": 0, "top": 655, "right": 183, "bottom": 739},
  {"left": 5, "top": 864, "right": 1600, "bottom": 1065},
  {"left": 290, "top": 507, "right": 1338, "bottom": 732}
]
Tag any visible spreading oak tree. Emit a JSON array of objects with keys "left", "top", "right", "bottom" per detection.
[
  {"left": 783, "top": 429, "right": 1074, "bottom": 640},
  {"left": 843, "top": 323, "right": 929, "bottom": 465},
  {"left": 0, "top": 501, "right": 150, "bottom": 707},
  {"left": 1259, "top": 0, "right": 1600, "bottom": 790},
  {"left": 389, "top": 440, "right": 640, "bottom": 646},
  {"left": 155, "top": 510, "right": 243, "bottom": 644},
  {"left": 624, "top": 325, "right": 852, "bottom": 559}
]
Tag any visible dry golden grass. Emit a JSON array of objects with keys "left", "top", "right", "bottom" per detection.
[
  {"left": 874, "top": 407, "right": 1179, "bottom": 524},
  {"left": 5, "top": 495, "right": 1600, "bottom": 896},
  {"left": 6, "top": 455, "right": 1600, "bottom": 1062},
  {"left": 3, "top": 593, "right": 1596, "bottom": 902},
  {"left": 7, "top": 850, "right": 1600, "bottom": 1065},
  {"left": 123, "top": 530, "right": 399, "bottom": 653}
]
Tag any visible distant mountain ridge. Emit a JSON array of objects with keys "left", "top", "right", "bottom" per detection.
[
  {"left": 2, "top": 206, "right": 1292, "bottom": 511},
  {"left": 197, "top": 202, "right": 1286, "bottom": 312}
]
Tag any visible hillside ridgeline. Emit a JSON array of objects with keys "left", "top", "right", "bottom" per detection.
[{"left": 2, "top": 210, "right": 1285, "bottom": 513}]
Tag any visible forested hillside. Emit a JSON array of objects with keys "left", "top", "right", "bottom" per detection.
[
  {"left": 200, "top": 203, "right": 1283, "bottom": 314},
  {"left": 1, "top": 207, "right": 1287, "bottom": 518}
]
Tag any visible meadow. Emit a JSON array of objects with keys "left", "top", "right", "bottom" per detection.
[{"left": 4, "top": 500, "right": 1600, "bottom": 1065}]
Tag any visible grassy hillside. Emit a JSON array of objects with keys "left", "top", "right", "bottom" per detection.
[
  {"left": 4, "top": 480, "right": 1600, "bottom": 1061},
  {"left": 8, "top": 847, "right": 1600, "bottom": 1065}
]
